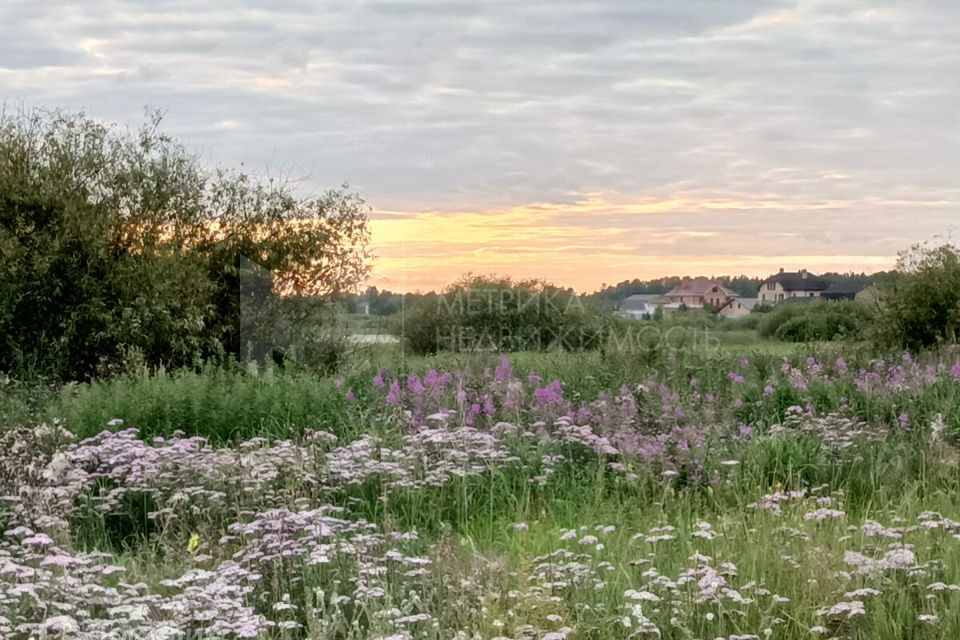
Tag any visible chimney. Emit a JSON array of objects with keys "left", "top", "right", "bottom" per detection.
[
  {"left": 801, "top": 269, "right": 808, "bottom": 279},
  {"left": 779, "top": 268, "right": 784, "bottom": 273}
]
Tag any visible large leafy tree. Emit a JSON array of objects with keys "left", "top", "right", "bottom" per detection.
[{"left": 0, "top": 109, "right": 369, "bottom": 380}]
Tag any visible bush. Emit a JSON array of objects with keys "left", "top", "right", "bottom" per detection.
[
  {"left": 0, "top": 109, "right": 369, "bottom": 381},
  {"left": 870, "top": 242, "right": 960, "bottom": 350},
  {"left": 393, "top": 275, "right": 611, "bottom": 355},
  {"left": 759, "top": 300, "right": 866, "bottom": 342}
]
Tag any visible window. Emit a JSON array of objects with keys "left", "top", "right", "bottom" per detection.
[{"left": 767, "top": 282, "right": 775, "bottom": 290}]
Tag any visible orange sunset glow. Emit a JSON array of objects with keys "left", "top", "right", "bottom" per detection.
[
  {"left": 366, "top": 190, "right": 947, "bottom": 292},
  {"left": 4, "top": 1, "right": 957, "bottom": 292}
]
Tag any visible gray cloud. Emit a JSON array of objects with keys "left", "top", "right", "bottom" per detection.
[{"left": 1, "top": 0, "right": 958, "bottom": 283}]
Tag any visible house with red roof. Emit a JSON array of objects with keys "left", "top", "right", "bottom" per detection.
[{"left": 662, "top": 277, "right": 738, "bottom": 310}]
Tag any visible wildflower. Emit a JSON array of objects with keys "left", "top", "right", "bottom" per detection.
[
  {"left": 817, "top": 600, "right": 866, "bottom": 619},
  {"left": 187, "top": 533, "right": 200, "bottom": 554},
  {"left": 386, "top": 381, "right": 401, "bottom": 406},
  {"left": 494, "top": 355, "right": 514, "bottom": 383},
  {"left": 406, "top": 373, "right": 425, "bottom": 396},
  {"left": 836, "top": 357, "right": 848, "bottom": 375},
  {"left": 534, "top": 380, "right": 564, "bottom": 406},
  {"left": 931, "top": 414, "right": 946, "bottom": 443},
  {"left": 624, "top": 589, "right": 660, "bottom": 602}
]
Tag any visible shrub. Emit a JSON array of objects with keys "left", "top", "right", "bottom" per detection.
[
  {"left": 0, "top": 109, "right": 369, "bottom": 381},
  {"left": 759, "top": 300, "right": 866, "bottom": 342},
  {"left": 870, "top": 241, "right": 960, "bottom": 350},
  {"left": 393, "top": 275, "right": 611, "bottom": 355}
]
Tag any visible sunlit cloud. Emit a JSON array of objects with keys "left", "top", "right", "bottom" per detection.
[
  {"left": 1, "top": 0, "right": 957, "bottom": 293},
  {"left": 369, "top": 190, "right": 954, "bottom": 291}
]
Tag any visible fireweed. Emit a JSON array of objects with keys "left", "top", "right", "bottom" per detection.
[{"left": 2, "top": 349, "right": 960, "bottom": 638}]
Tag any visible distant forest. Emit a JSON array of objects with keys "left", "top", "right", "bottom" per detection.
[{"left": 349, "top": 270, "right": 897, "bottom": 315}]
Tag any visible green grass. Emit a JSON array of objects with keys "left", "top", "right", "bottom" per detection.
[
  {"left": 55, "top": 363, "right": 354, "bottom": 443},
  {"left": 6, "top": 343, "right": 960, "bottom": 638}
]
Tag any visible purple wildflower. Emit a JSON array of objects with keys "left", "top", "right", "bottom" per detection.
[
  {"left": 386, "top": 381, "right": 401, "bottom": 406},
  {"left": 407, "top": 373, "right": 425, "bottom": 397},
  {"left": 836, "top": 357, "right": 848, "bottom": 376},
  {"left": 373, "top": 367, "right": 387, "bottom": 390},
  {"left": 534, "top": 380, "right": 564, "bottom": 406},
  {"left": 495, "top": 355, "right": 514, "bottom": 383}
]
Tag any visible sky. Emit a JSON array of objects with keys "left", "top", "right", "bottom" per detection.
[{"left": 1, "top": 0, "right": 958, "bottom": 293}]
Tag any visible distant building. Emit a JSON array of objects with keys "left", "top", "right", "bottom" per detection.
[
  {"left": 619, "top": 293, "right": 660, "bottom": 319},
  {"left": 758, "top": 269, "right": 831, "bottom": 304},
  {"left": 663, "top": 277, "right": 738, "bottom": 309},
  {"left": 718, "top": 297, "right": 757, "bottom": 318},
  {"left": 854, "top": 285, "right": 880, "bottom": 305},
  {"left": 821, "top": 281, "right": 867, "bottom": 301}
]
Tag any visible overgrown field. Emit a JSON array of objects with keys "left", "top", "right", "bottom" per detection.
[{"left": 4, "top": 347, "right": 960, "bottom": 639}]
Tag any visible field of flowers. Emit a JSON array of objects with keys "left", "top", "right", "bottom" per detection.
[{"left": 4, "top": 347, "right": 960, "bottom": 639}]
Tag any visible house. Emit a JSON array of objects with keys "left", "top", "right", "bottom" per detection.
[
  {"left": 854, "top": 284, "right": 880, "bottom": 306},
  {"left": 618, "top": 294, "right": 661, "bottom": 319},
  {"left": 757, "top": 269, "right": 831, "bottom": 305},
  {"left": 821, "top": 281, "right": 867, "bottom": 301},
  {"left": 718, "top": 297, "right": 757, "bottom": 318},
  {"left": 663, "top": 277, "right": 738, "bottom": 309}
]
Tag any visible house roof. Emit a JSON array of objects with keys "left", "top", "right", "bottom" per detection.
[
  {"left": 620, "top": 294, "right": 660, "bottom": 311},
  {"left": 764, "top": 270, "right": 831, "bottom": 292},
  {"left": 665, "top": 277, "right": 737, "bottom": 298},
  {"left": 719, "top": 297, "right": 758, "bottom": 312},
  {"left": 822, "top": 282, "right": 866, "bottom": 299}
]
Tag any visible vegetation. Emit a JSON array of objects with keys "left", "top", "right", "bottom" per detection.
[
  {"left": 5, "top": 106, "right": 960, "bottom": 640},
  {"left": 4, "top": 347, "right": 960, "bottom": 638},
  {"left": 0, "top": 109, "right": 369, "bottom": 381},
  {"left": 871, "top": 241, "right": 960, "bottom": 350},
  {"left": 758, "top": 299, "right": 868, "bottom": 342},
  {"left": 394, "top": 275, "right": 612, "bottom": 355}
]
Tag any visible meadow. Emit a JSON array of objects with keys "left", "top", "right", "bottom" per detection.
[{"left": 3, "top": 343, "right": 960, "bottom": 640}]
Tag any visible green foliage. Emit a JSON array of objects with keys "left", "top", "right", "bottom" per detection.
[
  {"left": 871, "top": 242, "right": 960, "bottom": 350},
  {"left": 394, "top": 275, "right": 612, "bottom": 355},
  {"left": 57, "top": 364, "right": 353, "bottom": 443},
  {"left": 0, "top": 108, "right": 369, "bottom": 381},
  {"left": 758, "top": 299, "right": 867, "bottom": 342}
]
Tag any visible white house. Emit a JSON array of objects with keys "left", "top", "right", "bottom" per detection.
[{"left": 758, "top": 269, "right": 831, "bottom": 305}]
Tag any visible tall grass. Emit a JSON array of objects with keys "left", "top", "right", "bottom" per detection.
[{"left": 57, "top": 363, "right": 353, "bottom": 443}]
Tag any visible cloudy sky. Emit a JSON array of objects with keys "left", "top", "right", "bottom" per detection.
[{"left": 2, "top": 0, "right": 958, "bottom": 291}]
